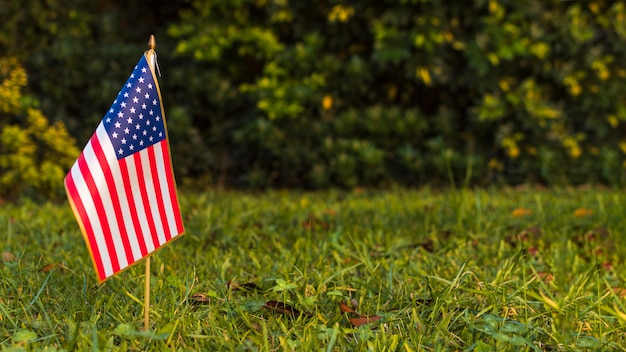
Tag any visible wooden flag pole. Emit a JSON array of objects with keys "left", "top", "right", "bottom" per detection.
[
  {"left": 144, "top": 256, "right": 151, "bottom": 331},
  {"left": 143, "top": 35, "right": 157, "bottom": 332}
]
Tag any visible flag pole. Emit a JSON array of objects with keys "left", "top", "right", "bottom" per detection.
[{"left": 143, "top": 34, "right": 157, "bottom": 332}]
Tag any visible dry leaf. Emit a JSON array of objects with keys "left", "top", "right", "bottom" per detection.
[
  {"left": 611, "top": 288, "right": 626, "bottom": 298},
  {"left": 2, "top": 251, "right": 16, "bottom": 262},
  {"left": 574, "top": 208, "right": 593, "bottom": 217},
  {"left": 40, "top": 263, "right": 67, "bottom": 273},
  {"left": 339, "top": 301, "right": 356, "bottom": 313},
  {"left": 536, "top": 272, "right": 554, "bottom": 283},
  {"left": 264, "top": 301, "right": 309, "bottom": 317},
  {"left": 349, "top": 315, "right": 381, "bottom": 327},
  {"left": 228, "top": 280, "right": 262, "bottom": 293},
  {"left": 190, "top": 293, "right": 211, "bottom": 304},
  {"left": 512, "top": 208, "right": 532, "bottom": 217}
]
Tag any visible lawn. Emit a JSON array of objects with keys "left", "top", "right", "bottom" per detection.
[{"left": 1, "top": 187, "right": 626, "bottom": 351}]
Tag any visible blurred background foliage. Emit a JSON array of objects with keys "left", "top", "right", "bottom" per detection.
[{"left": 1, "top": 0, "right": 626, "bottom": 198}]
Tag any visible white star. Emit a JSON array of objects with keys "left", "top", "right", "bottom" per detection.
[
  {"left": 142, "top": 103, "right": 147, "bottom": 109},
  {"left": 127, "top": 82, "right": 132, "bottom": 88},
  {"left": 135, "top": 123, "right": 141, "bottom": 130},
  {"left": 117, "top": 112, "right": 124, "bottom": 118},
  {"left": 124, "top": 127, "right": 130, "bottom": 134},
  {"left": 129, "top": 145, "right": 135, "bottom": 150},
  {"left": 112, "top": 132, "right": 118, "bottom": 138},
  {"left": 145, "top": 93, "right": 150, "bottom": 99},
  {"left": 148, "top": 83, "right": 153, "bottom": 89},
  {"left": 149, "top": 110, "right": 154, "bottom": 116},
  {"left": 127, "top": 117, "right": 133, "bottom": 124},
  {"left": 131, "top": 73, "right": 135, "bottom": 78},
  {"left": 139, "top": 140, "right": 144, "bottom": 146},
  {"left": 156, "top": 116, "right": 160, "bottom": 121},
  {"left": 121, "top": 138, "right": 127, "bottom": 144},
  {"left": 109, "top": 108, "right": 114, "bottom": 113},
  {"left": 136, "top": 87, "right": 142, "bottom": 93},
  {"left": 106, "top": 117, "right": 111, "bottom": 123},
  {"left": 120, "top": 102, "right": 127, "bottom": 108},
  {"left": 143, "top": 130, "right": 147, "bottom": 136},
  {"left": 139, "top": 77, "right": 145, "bottom": 83},
  {"left": 152, "top": 99, "right": 157, "bottom": 105},
  {"left": 130, "top": 107, "right": 136, "bottom": 114},
  {"left": 149, "top": 136, "right": 154, "bottom": 142},
  {"left": 114, "top": 122, "right": 121, "bottom": 128},
  {"left": 159, "top": 132, "right": 163, "bottom": 137},
  {"left": 141, "top": 67, "right": 147, "bottom": 73},
  {"left": 118, "top": 148, "right": 124, "bottom": 155},
  {"left": 132, "top": 134, "right": 137, "bottom": 140},
  {"left": 124, "top": 92, "right": 129, "bottom": 98},
  {"left": 146, "top": 120, "right": 151, "bottom": 126},
  {"left": 152, "top": 126, "right": 157, "bottom": 132},
  {"left": 133, "top": 97, "right": 139, "bottom": 103}
]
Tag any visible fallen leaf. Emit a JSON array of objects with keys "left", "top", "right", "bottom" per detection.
[
  {"left": 512, "top": 208, "right": 532, "bottom": 217},
  {"left": 40, "top": 263, "right": 67, "bottom": 273},
  {"left": 228, "top": 280, "right": 262, "bottom": 293},
  {"left": 2, "top": 251, "right": 16, "bottom": 262},
  {"left": 536, "top": 272, "right": 554, "bottom": 283},
  {"left": 527, "top": 246, "right": 539, "bottom": 256},
  {"left": 611, "top": 288, "right": 626, "bottom": 297},
  {"left": 189, "top": 293, "right": 211, "bottom": 304},
  {"left": 264, "top": 301, "right": 310, "bottom": 317},
  {"left": 574, "top": 208, "right": 593, "bottom": 217},
  {"left": 339, "top": 301, "right": 356, "bottom": 313},
  {"left": 349, "top": 315, "right": 381, "bottom": 327}
]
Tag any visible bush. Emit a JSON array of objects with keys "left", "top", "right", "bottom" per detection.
[
  {"left": 168, "top": 0, "right": 626, "bottom": 188},
  {"left": 0, "top": 57, "right": 79, "bottom": 199},
  {"left": 3, "top": 0, "right": 626, "bottom": 192}
]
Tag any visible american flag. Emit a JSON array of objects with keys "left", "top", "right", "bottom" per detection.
[{"left": 65, "top": 54, "right": 184, "bottom": 282}]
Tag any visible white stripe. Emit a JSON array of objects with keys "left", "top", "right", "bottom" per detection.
[
  {"left": 82, "top": 134, "right": 128, "bottom": 269},
  {"left": 95, "top": 125, "right": 143, "bottom": 262},
  {"left": 139, "top": 148, "right": 167, "bottom": 246},
  {"left": 69, "top": 147, "right": 113, "bottom": 278},
  {"left": 153, "top": 142, "right": 179, "bottom": 238},
  {"left": 125, "top": 155, "right": 156, "bottom": 252}
]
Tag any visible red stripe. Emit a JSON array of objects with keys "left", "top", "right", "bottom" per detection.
[
  {"left": 65, "top": 173, "right": 106, "bottom": 281},
  {"left": 77, "top": 152, "right": 120, "bottom": 273},
  {"left": 91, "top": 137, "right": 134, "bottom": 265},
  {"left": 148, "top": 145, "right": 171, "bottom": 241},
  {"left": 133, "top": 152, "right": 160, "bottom": 248},
  {"left": 161, "top": 142, "right": 184, "bottom": 233},
  {"left": 119, "top": 157, "right": 148, "bottom": 257}
]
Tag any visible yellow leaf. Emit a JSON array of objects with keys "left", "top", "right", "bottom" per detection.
[
  {"left": 417, "top": 67, "right": 432, "bottom": 86},
  {"left": 322, "top": 95, "right": 333, "bottom": 110},
  {"left": 512, "top": 208, "right": 532, "bottom": 217},
  {"left": 574, "top": 208, "right": 593, "bottom": 217}
]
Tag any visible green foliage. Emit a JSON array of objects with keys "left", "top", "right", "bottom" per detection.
[
  {"left": 0, "top": 58, "right": 79, "bottom": 200},
  {"left": 169, "top": 0, "right": 626, "bottom": 188},
  {"left": 3, "top": 0, "right": 626, "bottom": 192}
]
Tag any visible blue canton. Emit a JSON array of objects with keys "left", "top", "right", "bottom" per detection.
[{"left": 103, "top": 56, "right": 165, "bottom": 160}]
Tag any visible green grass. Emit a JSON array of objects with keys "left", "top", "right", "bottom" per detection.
[{"left": 2, "top": 187, "right": 626, "bottom": 351}]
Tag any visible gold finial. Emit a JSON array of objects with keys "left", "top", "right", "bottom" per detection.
[{"left": 148, "top": 35, "right": 156, "bottom": 51}]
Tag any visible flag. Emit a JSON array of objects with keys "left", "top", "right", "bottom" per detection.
[{"left": 65, "top": 53, "right": 184, "bottom": 282}]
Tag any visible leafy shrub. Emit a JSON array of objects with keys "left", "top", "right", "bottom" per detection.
[
  {"left": 3, "top": 0, "right": 626, "bottom": 191},
  {"left": 0, "top": 58, "right": 79, "bottom": 199}
]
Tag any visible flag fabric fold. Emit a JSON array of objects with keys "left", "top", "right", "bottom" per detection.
[{"left": 65, "top": 53, "right": 184, "bottom": 282}]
